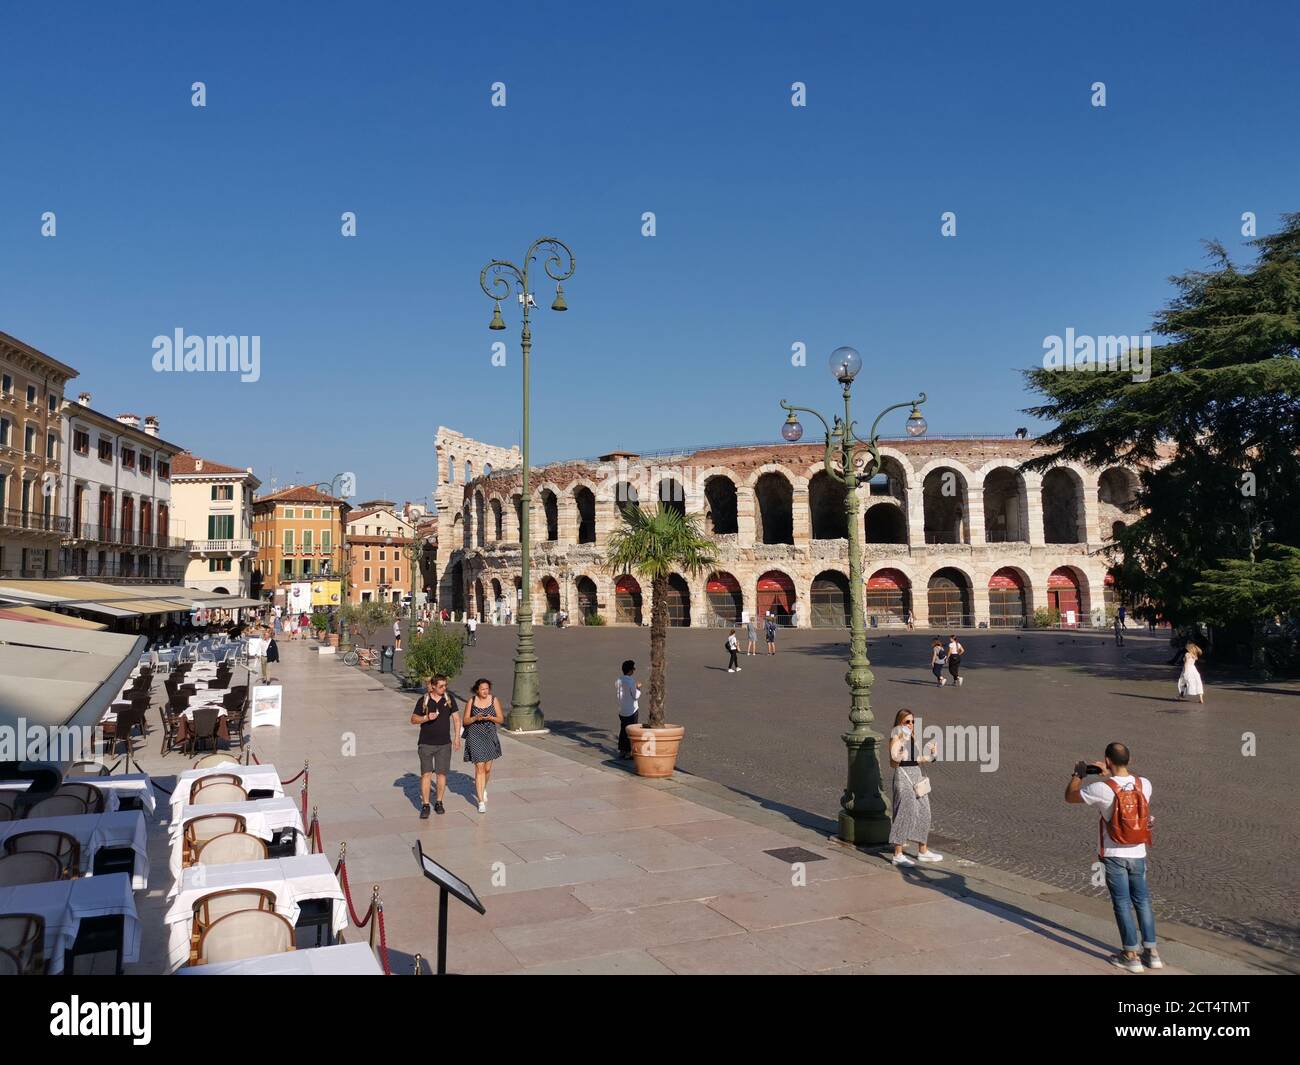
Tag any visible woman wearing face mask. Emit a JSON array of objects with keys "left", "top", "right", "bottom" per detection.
[{"left": 888, "top": 709, "right": 943, "bottom": 866}]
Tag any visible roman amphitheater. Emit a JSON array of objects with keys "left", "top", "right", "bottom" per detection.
[{"left": 433, "top": 427, "right": 1140, "bottom": 630}]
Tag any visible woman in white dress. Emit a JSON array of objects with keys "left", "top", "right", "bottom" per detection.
[{"left": 1177, "top": 643, "right": 1205, "bottom": 703}]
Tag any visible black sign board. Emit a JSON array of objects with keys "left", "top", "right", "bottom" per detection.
[{"left": 412, "top": 840, "right": 486, "bottom": 974}]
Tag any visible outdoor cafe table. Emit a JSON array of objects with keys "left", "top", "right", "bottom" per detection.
[
  {"left": 170, "top": 764, "right": 285, "bottom": 819},
  {"left": 0, "top": 811, "right": 150, "bottom": 889},
  {"left": 177, "top": 941, "right": 384, "bottom": 975},
  {"left": 164, "top": 853, "right": 346, "bottom": 972},
  {"left": 0, "top": 776, "right": 156, "bottom": 819},
  {"left": 0, "top": 872, "right": 139, "bottom": 975},
  {"left": 168, "top": 797, "right": 308, "bottom": 877}
]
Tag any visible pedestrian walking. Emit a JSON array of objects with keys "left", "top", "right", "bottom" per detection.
[
  {"left": 725, "top": 629, "right": 741, "bottom": 672},
  {"left": 393, "top": 618, "right": 402, "bottom": 651},
  {"left": 615, "top": 659, "right": 641, "bottom": 759},
  {"left": 946, "top": 634, "right": 965, "bottom": 686},
  {"left": 905, "top": 608, "right": 915, "bottom": 630},
  {"left": 1065, "top": 742, "right": 1160, "bottom": 972},
  {"left": 764, "top": 614, "right": 777, "bottom": 656},
  {"left": 888, "top": 709, "right": 942, "bottom": 865},
  {"left": 1176, "top": 642, "right": 1204, "bottom": 703},
  {"left": 463, "top": 678, "right": 504, "bottom": 812},
  {"left": 411, "top": 675, "right": 461, "bottom": 818},
  {"left": 466, "top": 613, "right": 479, "bottom": 645},
  {"left": 1118, "top": 604, "right": 1127, "bottom": 629},
  {"left": 745, "top": 615, "right": 758, "bottom": 656},
  {"left": 265, "top": 630, "right": 279, "bottom": 678},
  {"left": 1114, "top": 614, "right": 1125, "bottom": 646},
  {"left": 929, "top": 638, "right": 949, "bottom": 686}
]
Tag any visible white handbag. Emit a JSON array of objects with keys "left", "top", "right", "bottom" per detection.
[{"left": 914, "top": 775, "right": 932, "bottom": 798}]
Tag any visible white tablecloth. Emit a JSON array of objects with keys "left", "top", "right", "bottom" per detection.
[
  {"left": 0, "top": 811, "right": 150, "bottom": 890},
  {"left": 88, "top": 774, "right": 158, "bottom": 818},
  {"left": 170, "top": 765, "right": 285, "bottom": 818},
  {"left": 0, "top": 873, "right": 139, "bottom": 974},
  {"left": 180, "top": 703, "right": 229, "bottom": 720},
  {"left": 164, "top": 853, "right": 346, "bottom": 972},
  {"left": 177, "top": 941, "right": 383, "bottom": 975},
  {"left": 168, "top": 798, "right": 307, "bottom": 878}
]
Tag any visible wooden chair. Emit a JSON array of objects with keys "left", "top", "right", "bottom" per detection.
[
  {"left": 198, "top": 908, "right": 294, "bottom": 965},
  {"left": 192, "top": 753, "right": 239, "bottom": 770},
  {"left": 26, "top": 794, "right": 89, "bottom": 819},
  {"left": 157, "top": 706, "right": 183, "bottom": 756},
  {"left": 190, "top": 782, "right": 248, "bottom": 806},
  {"left": 182, "top": 814, "right": 247, "bottom": 867},
  {"left": 2, "top": 831, "right": 80, "bottom": 879},
  {"left": 224, "top": 700, "right": 247, "bottom": 750},
  {"left": 195, "top": 831, "right": 266, "bottom": 866},
  {"left": 0, "top": 852, "right": 63, "bottom": 886},
  {"left": 0, "top": 913, "right": 46, "bottom": 974},
  {"left": 66, "top": 761, "right": 110, "bottom": 777},
  {"left": 188, "top": 887, "right": 276, "bottom": 964},
  {"left": 53, "top": 783, "right": 105, "bottom": 815},
  {"left": 105, "top": 707, "right": 147, "bottom": 758},
  {"left": 189, "top": 773, "right": 243, "bottom": 802},
  {"left": 186, "top": 707, "right": 221, "bottom": 758}
]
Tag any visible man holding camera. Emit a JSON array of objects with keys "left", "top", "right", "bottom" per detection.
[
  {"left": 412, "top": 675, "right": 461, "bottom": 819},
  {"left": 1064, "top": 742, "right": 1162, "bottom": 973}
]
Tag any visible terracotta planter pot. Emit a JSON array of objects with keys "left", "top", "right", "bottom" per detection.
[{"left": 625, "top": 724, "right": 685, "bottom": 778}]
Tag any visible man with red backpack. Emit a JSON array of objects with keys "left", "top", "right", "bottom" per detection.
[{"left": 1065, "top": 742, "right": 1162, "bottom": 973}]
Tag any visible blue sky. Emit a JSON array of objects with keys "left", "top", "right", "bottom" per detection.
[{"left": 1, "top": 0, "right": 1296, "bottom": 508}]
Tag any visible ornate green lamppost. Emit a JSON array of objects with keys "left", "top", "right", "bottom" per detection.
[
  {"left": 479, "top": 237, "right": 575, "bottom": 732},
  {"left": 780, "top": 346, "right": 927, "bottom": 844},
  {"left": 308, "top": 474, "right": 354, "bottom": 652}
]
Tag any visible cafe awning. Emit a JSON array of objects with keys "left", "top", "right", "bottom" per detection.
[
  {"left": 0, "top": 606, "right": 107, "bottom": 630},
  {"left": 0, "top": 619, "right": 145, "bottom": 753}
]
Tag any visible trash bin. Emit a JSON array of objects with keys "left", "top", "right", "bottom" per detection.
[{"left": 381, "top": 645, "right": 394, "bottom": 673}]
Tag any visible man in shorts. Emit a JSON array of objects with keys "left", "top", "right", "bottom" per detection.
[{"left": 411, "top": 675, "right": 461, "bottom": 818}]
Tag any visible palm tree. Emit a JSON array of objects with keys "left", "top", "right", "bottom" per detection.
[{"left": 605, "top": 504, "right": 717, "bottom": 728}]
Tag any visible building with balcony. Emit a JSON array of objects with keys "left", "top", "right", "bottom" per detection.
[
  {"left": 170, "top": 453, "right": 260, "bottom": 597},
  {"left": 0, "top": 332, "right": 76, "bottom": 578},
  {"left": 59, "top": 398, "right": 189, "bottom": 582},
  {"left": 345, "top": 505, "right": 414, "bottom": 604},
  {"left": 251, "top": 485, "right": 348, "bottom": 603},
  {"left": 435, "top": 426, "right": 1145, "bottom": 629}
]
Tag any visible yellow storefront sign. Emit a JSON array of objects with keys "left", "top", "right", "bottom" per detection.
[{"left": 311, "top": 579, "right": 342, "bottom": 607}]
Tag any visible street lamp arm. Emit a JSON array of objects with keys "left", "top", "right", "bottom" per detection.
[
  {"left": 779, "top": 400, "right": 832, "bottom": 438},
  {"left": 524, "top": 237, "right": 576, "bottom": 286},
  {"left": 480, "top": 261, "right": 525, "bottom": 302},
  {"left": 852, "top": 392, "right": 928, "bottom": 449}
]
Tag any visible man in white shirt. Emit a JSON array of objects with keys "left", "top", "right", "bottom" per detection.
[
  {"left": 615, "top": 659, "right": 641, "bottom": 759},
  {"left": 466, "top": 613, "right": 478, "bottom": 645},
  {"left": 1065, "top": 742, "right": 1161, "bottom": 972}
]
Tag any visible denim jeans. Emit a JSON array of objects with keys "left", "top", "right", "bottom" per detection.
[{"left": 1103, "top": 856, "right": 1157, "bottom": 951}]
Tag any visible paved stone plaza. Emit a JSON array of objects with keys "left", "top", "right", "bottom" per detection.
[{"left": 124, "top": 635, "right": 1293, "bottom": 975}]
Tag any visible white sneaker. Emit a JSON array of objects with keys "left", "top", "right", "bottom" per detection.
[
  {"left": 736, "top": 667, "right": 742, "bottom": 672},
  {"left": 728, "top": 668, "right": 735, "bottom": 673},
  {"left": 477, "top": 801, "right": 486, "bottom": 813},
  {"left": 957, "top": 677, "right": 963, "bottom": 686},
  {"left": 1143, "top": 950, "right": 1164, "bottom": 969},
  {"left": 917, "top": 851, "right": 944, "bottom": 862},
  {"left": 891, "top": 854, "right": 915, "bottom": 866}
]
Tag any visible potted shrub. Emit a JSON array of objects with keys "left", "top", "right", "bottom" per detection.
[
  {"left": 605, "top": 504, "right": 716, "bottom": 777},
  {"left": 310, "top": 611, "right": 329, "bottom": 641},
  {"left": 402, "top": 625, "right": 465, "bottom": 690}
]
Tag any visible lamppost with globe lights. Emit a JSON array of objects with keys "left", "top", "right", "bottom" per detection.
[
  {"left": 479, "top": 237, "right": 575, "bottom": 732},
  {"left": 780, "top": 346, "right": 927, "bottom": 845},
  {"left": 306, "top": 475, "right": 354, "bottom": 651}
]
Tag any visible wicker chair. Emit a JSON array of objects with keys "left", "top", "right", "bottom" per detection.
[
  {"left": 189, "top": 888, "right": 276, "bottom": 964},
  {"left": 26, "top": 794, "right": 89, "bottom": 819},
  {"left": 189, "top": 774, "right": 243, "bottom": 802},
  {"left": 192, "top": 753, "right": 240, "bottom": 770},
  {"left": 186, "top": 707, "right": 221, "bottom": 758},
  {"left": 0, "top": 913, "right": 45, "bottom": 974},
  {"left": 66, "top": 761, "right": 110, "bottom": 777},
  {"left": 198, "top": 908, "right": 294, "bottom": 965},
  {"left": 0, "top": 852, "right": 63, "bottom": 886},
  {"left": 3, "top": 830, "right": 80, "bottom": 879},
  {"left": 53, "top": 783, "right": 106, "bottom": 815},
  {"left": 190, "top": 782, "right": 248, "bottom": 806},
  {"left": 158, "top": 706, "right": 182, "bottom": 756},
  {"left": 182, "top": 814, "right": 248, "bottom": 867},
  {"left": 195, "top": 831, "right": 267, "bottom": 866}
]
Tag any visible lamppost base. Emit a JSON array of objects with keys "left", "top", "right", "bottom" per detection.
[
  {"left": 837, "top": 729, "right": 891, "bottom": 846},
  {"left": 837, "top": 809, "right": 892, "bottom": 846},
  {"left": 506, "top": 708, "right": 545, "bottom": 732}
]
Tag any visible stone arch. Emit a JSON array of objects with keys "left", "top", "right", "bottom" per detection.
[
  {"left": 575, "top": 574, "right": 599, "bottom": 620},
  {"left": 657, "top": 476, "right": 686, "bottom": 518},
  {"left": 866, "top": 568, "right": 912, "bottom": 625},
  {"left": 474, "top": 491, "right": 486, "bottom": 548},
  {"left": 982, "top": 466, "right": 1029, "bottom": 543},
  {"left": 755, "top": 569, "right": 796, "bottom": 623},
  {"left": 490, "top": 497, "right": 504, "bottom": 541},
  {"left": 1042, "top": 467, "right": 1086, "bottom": 544},
  {"left": 926, "top": 566, "right": 973, "bottom": 627},
  {"left": 864, "top": 501, "right": 907, "bottom": 544},
  {"left": 704, "top": 570, "right": 743, "bottom": 627},
  {"left": 703, "top": 474, "right": 739, "bottom": 535},
  {"left": 613, "top": 479, "right": 640, "bottom": 520},
  {"left": 810, "top": 569, "right": 850, "bottom": 628},
  {"left": 921, "top": 466, "right": 970, "bottom": 545},
  {"left": 664, "top": 573, "right": 691, "bottom": 627},
  {"left": 1046, "top": 565, "right": 1092, "bottom": 625},
  {"left": 539, "top": 488, "right": 559, "bottom": 542},
  {"left": 614, "top": 574, "right": 643, "bottom": 625},
  {"left": 539, "top": 575, "right": 561, "bottom": 618},
  {"left": 809, "top": 471, "right": 848, "bottom": 540},
  {"left": 988, "top": 566, "right": 1032, "bottom": 627},
  {"left": 574, "top": 484, "right": 597, "bottom": 543},
  {"left": 753, "top": 470, "right": 794, "bottom": 545}
]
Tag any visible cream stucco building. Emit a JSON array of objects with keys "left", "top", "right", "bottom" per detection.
[{"left": 170, "top": 453, "right": 260, "bottom": 597}]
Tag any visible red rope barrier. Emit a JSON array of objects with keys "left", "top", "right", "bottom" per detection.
[
  {"left": 336, "top": 853, "right": 369, "bottom": 928},
  {"left": 376, "top": 903, "right": 391, "bottom": 975}
]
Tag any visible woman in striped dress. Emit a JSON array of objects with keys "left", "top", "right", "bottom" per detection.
[
  {"left": 463, "top": 678, "right": 504, "bottom": 813},
  {"left": 888, "top": 709, "right": 943, "bottom": 866}
]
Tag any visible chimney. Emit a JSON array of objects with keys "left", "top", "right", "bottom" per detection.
[
  {"left": 117, "top": 413, "right": 140, "bottom": 430},
  {"left": 195, "top": 460, "right": 204, "bottom": 472},
  {"left": 143, "top": 415, "right": 159, "bottom": 436},
  {"left": 77, "top": 392, "right": 92, "bottom": 406}
]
